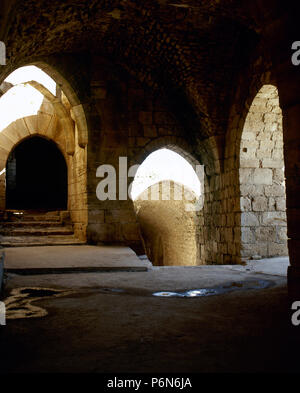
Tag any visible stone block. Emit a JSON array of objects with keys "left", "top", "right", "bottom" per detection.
[
  {"left": 273, "top": 169, "right": 285, "bottom": 183},
  {"left": 239, "top": 168, "right": 253, "bottom": 184},
  {"left": 105, "top": 209, "right": 136, "bottom": 224},
  {"left": 275, "top": 197, "right": 286, "bottom": 211},
  {"left": 277, "top": 226, "right": 288, "bottom": 242},
  {"left": 264, "top": 184, "right": 285, "bottom": 197},
  {"left": 241, "top": 212, "right": 260, "bottom": 226},
  {"left": 252, "top": 196, "right": 268, "bottom": 211},
  {"left": 241, "top": 132, "right": 256, "bottom": 141},
  {"left": 240, "top": 184, "right": 264, "bottom": 197},
  {"left": 256, "top": 149, "right": 272, "bottom": 159},
  {"left": 262, "top": 158, "right": 283, "bottom": 168},
  {"left": 240, "top": 158, "right": 260, "bottom": 168},
  {"left": 272, "top": 149, "right": 283, "bottom": 160},
  {"left": 241, "top": 227, "right": 255, "bottom": 243},
  {"left": 143, "top": 125, "right": 157, "bottom": 137},
  {"left": 88, "top": 209, "right": 105, "bottom": 224},
  {"left": 87, "top": 223, "right": 121, "bottom": 243},
  {"left": 240, "top": 197, "right": 251, "bottom": 211},
  {"left": 261, "top": 211, "right": 287, "bottom": 226},
  {"left": 24, "top": 115, "right": 37, "bottom": 135},
  {"left": 255, "top": 227, "right": 277, "bottom": 242},
  {"left": 268, "top": 242, "right": 288, "bottom": 256},
  {"left": 139, "top": 111, "right": 152, "bottom": 125},
  {"left": 153, "top": 111, "right": 176, "bottom": 125},
  {"left": 256, "top": 132, "right": 270, "bottom": 141},
  {"left": 264, "top": 113, "right": 279, "bottom": 123},
  {"left": 240, "top": 147, "right": 257, "bottom": 159},
  {"left": 137, "top": 137, "right": 150, "bottom": 147},
  {"left": 253, "top": 168, "right": 272, "bottom": 185},
  {"left": 241, "top": 140, "right": 259, "bottom": 149},
  {"left": 268, "top": 197, "right": 276, "bottom": 211},
  {"left": 37, "top": 113, "right": 52, "bottom": 134},
  {"left": 260, "top": 140, "right": 274, "bottom": 151}
]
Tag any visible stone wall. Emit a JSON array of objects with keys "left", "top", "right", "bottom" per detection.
[
  {"left": 134, "top": 181, "right": 204, "bottom": 266},
  {"left": 239, "top": 85, "right": 288, "bottom": 258},
  {"left": 84, "top": 59, "right": 223, "bottom": 264},
  {"left": 68, "top": 122, "right": 87, "bottom": 241},
  {"left": 201, "top": 172, "right": 236, "bottom": 264},
  {"left": 86, "top": 58, "right": 209, "bottom": 254}
]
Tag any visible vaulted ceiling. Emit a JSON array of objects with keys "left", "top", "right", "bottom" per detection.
[{"left": 0, "top": 0, "right": 297, "bottom": 139}]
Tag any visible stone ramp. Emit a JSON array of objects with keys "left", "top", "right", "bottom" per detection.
[{"left": 3, "top": 245, "right": 151, "bottom": 273}]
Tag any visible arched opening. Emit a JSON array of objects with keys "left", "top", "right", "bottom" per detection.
[
  {"left": 6, "top": 136, "right": 68, "bottom": 210},
  {"left": 131, "top": 148, "right": 204, "bottom": 266},
  {"left": 239, "top": 84, "right": 288, "bottom": 259},
  {"left": 0, "top": 64, "right": 88, "bottom": 242}
]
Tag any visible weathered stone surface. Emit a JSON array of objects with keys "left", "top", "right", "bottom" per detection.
[
  {"left": 252, "top": 196, "right": 268, "bottom": 212},
  {"left": 241, "top": 212, "right": 260, "bottom": 227},
  {"left": 0, "top": 1, "right": 295, "bottom": 269},
  {"left": 253, "top": 169, "right": 273, "bottom": 185},
  {"left": 237, "top": 85, "right": 288, "bottom": 259},
  {"left": 135, "top": 181, "right": 203, "bottom": 266}
]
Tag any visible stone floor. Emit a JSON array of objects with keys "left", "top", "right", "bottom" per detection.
[
  {"left": 3, "top": 245, "right": 151, "bottom": 271},
  {"left": 224, "top": 256, "right": 289, "bottom": 276},
  {"left": 0, "top": 246, "right": 298, "bottom": 374},
  {"left": 3, "top": 245, "right": 290, "bottom": 275}
]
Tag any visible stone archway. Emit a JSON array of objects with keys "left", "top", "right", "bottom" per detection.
[
  {"left": 131, "top": 147, "right": 205, "bottom": 266},
  {"left": 0, "top": 64, "right": 89, "bottom": 241},
  {"left": 6, "top": 135, "right": 68, "bottom": 210}
]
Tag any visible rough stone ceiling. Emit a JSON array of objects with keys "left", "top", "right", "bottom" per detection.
[{"left": 0, "top": 0, "right": 294, "bottom": 138}]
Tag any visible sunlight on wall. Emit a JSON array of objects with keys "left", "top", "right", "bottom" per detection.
[
  {"left": 5, "top": 66, "right": 56, "bottom": 95},
  {"left": 0, "top": 85, "right": 44, "bottom": 132},
  {"left": 0, "top": 66, "right": 57, "bottom": 133},
  {"left": 130, "top": 148, "right": 201, "bottom": 200}
]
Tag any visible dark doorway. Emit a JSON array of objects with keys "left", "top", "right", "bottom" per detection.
[{"left": 6, "top": 136, "right": 68, "bottom": 210}]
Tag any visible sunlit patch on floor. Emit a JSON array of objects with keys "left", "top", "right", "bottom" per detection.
[
  {"left": 152, "top": 280, "right": 272, "bottom": 298},
  {"left": 4, "top": 287, "right": 73, "bottom": 319}
]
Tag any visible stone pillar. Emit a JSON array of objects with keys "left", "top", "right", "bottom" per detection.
[
  {"left": 279, "top": 69, "right": 300, "bottom": 298},
  {"left": 283, "top": 103, "right": 300, "bottom": 297}
]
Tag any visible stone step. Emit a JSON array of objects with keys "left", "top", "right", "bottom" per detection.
[
  {"left": 0, "top": 210, "right": 82, "bottom": 247},
  {"left": 4, "top": 213, "right": 62, "bottom": 222},
  {"left": 0, "top": 227, "right": 73, "bottom": 236},
  {"left": 0, "top": 221, "right": 64, "bottom": 228},
  {"left": 0, "top": 235, "right": 85, "bottom": 247},
  {"left": 5, "top": 210, "right": 61, "bottom": 215},
  {"left": 2, "top": 210, "right": 68, "bottom": 223},
  {"left": 9, "top": 215, "right": 62, "bottom": 222}
]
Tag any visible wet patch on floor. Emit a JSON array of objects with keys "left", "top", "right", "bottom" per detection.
[
  {"left": 92, "top": 279, "right": 273, "bottom": 299},
  {"left": 152, "top": 280, "right": 272, "bottom": 298},
  {"left": 4, "top": 287, "right": 73, "bottom": 319},
  {"left": 98, "top": 288, "right": 125, "bottom": 294}
]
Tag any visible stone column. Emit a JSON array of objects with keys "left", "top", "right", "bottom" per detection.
[{"left": 279, "top": 69, "right": 300, "bottom": 298}]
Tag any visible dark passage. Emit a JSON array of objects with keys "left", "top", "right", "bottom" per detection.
[{"left": 6, "top": 136, "right": 68, "bottom": 210}]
